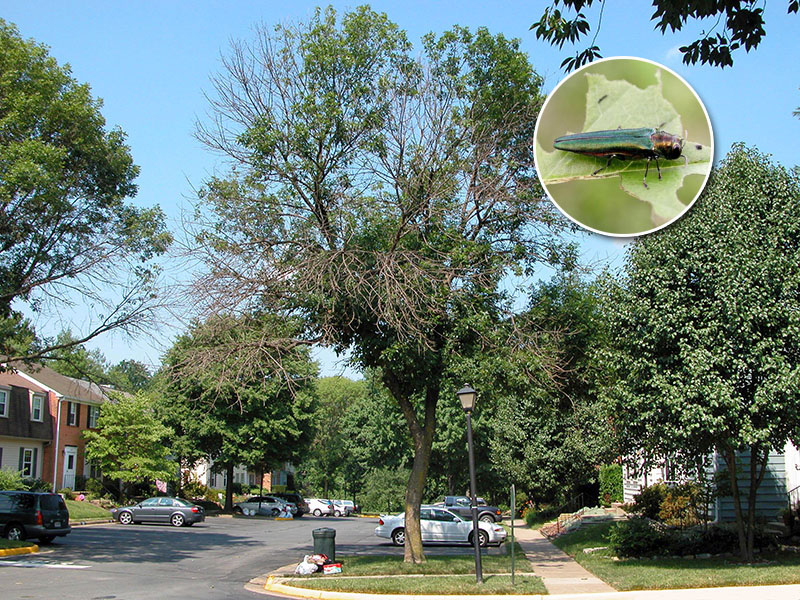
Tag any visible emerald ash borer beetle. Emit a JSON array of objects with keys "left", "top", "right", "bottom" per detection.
[{"left": 553, "top": 127, "right": 687, "bottom": 188}]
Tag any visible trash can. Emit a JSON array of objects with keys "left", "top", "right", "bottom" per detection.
[{"left": 312, "top": 527, "right": 336, "bottom": 562}]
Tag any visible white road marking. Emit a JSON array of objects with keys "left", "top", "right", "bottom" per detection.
[{"left": 0, "top": 558, "right": 90, "bottom": 569}]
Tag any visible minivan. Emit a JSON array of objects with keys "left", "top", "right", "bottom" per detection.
[{"left": 0, "top": 491, "right": 71, "bottom": 543}]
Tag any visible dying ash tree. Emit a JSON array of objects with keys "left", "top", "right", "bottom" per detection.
[{"left": 187, "top": 6, "right": 573, "bottom": 563}]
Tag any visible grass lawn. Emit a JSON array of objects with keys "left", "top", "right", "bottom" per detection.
[
  {"left": 284, "top": 545, "right": 546, "bottom": 595},
  {"left": 553, "top": 521, "right": 800, "bottom": 591},
  {"left": 0, "top": 539, "right": 36, "bottom": 550},
  {"left": 65, "top": 499, "right": 112, "bottom": 520},
  {"left": 290, "top": 574, "right": 547, "bottom": 595}
]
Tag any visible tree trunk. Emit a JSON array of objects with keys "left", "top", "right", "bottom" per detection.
[
  {"left": 224, "top": 463, "right": 235, "bottom": 511},
  {"left": 722, "top": 445, "right": 769, "bottom": 562},
  {"left": 384, "top": 371, "right": 440, "bottom": 564}
]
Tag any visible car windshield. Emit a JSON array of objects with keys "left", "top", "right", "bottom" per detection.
[
  {"left": 173, "top": 498, "right": 193, "bottom": 507},
  {"left": 39, "top": 495, "right": 64, "bottom": 511}
]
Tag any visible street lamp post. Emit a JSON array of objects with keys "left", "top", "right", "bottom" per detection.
[{"left": 456, "top": 384, "right": 483, "bottom": 584}]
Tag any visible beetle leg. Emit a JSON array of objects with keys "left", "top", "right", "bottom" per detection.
[
  {"left": 592, "top": 155, "right": 616, "bottom": 176},
  {"left": 655, "top": 157, "right": 662, "bottom": 180},
  {"left": 643, "top": 158, "right": 650, "bottom": 188}
]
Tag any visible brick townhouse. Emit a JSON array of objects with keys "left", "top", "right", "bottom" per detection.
[{"left": 0, "top": 363, "right": 107, "bottom": 491}]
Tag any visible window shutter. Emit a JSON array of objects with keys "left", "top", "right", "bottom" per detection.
[
  {"left": 18, "top": 447, "right": 24, "bottom": 471},
  {"left": 32, "top": 448, "right": 38, "bottom": 477},
  {"left": 76, "top": 403, "right": 81, "bottom": 426}
]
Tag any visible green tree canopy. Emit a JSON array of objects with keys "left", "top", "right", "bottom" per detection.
[
  {"left": 598, "top": 144, "right": 800, "bottom": 561},
  {"left": 160, "top": 314, "right": 317, "bottom": 510},
  {"left": 0, "top": 19, "right": 171, "bottom": 364},
  {"left": 84, "top": 392, "right": 175, "bottom": 496},
  {"left": 190, "top": 6, "right": 571, "bottom": 562}
]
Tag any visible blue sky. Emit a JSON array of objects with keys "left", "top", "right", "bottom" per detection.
[{"left": 2, "top": 1, "right": 798, "bottom": 374}]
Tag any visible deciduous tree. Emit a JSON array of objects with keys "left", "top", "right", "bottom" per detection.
[
  {"left": 598, "top": 145, "right": 800, "bottom": 561},
  {"left": 160, "top": 315, "right": 316, "bottom": 510},
  {"left": 190, "top": 6, "right": 570, "bottom": 562},
  {"left": 83, "top": 392, "right": 175, "bottom": 498},
  {"left": 0, "top": 19, "right": 171, "bottom": 364}
]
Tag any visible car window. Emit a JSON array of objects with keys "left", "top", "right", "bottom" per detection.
[
  {"left": 455, "top": 497, "right": 470, "bottom": 507},
  {"left": 174, "top": 498, "right": 192, "bottom": 507},
  {"left": 140, "top": 498, "right": 159, "bottom": 506},
  {"left": 39, "top": 495, "right": 61, "bottom": 511},
  {"left": 0, "top": 493, "right": 12, "bottom": 510},
  {"left": 420, "top": 509, "right": 432, "bottom": 520},
  {"left": 158, "top": 498, "right": 174, "bottom": 506},
  {"left": 10, "top": 493, "right": 34, "bottom": 510}
]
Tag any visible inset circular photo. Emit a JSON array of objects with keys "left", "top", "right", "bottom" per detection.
[{"left": 534, "top": 57, "right": 713, "bottom": 237}]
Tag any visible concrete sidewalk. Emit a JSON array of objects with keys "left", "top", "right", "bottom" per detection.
[{"left": 510, "top": 518, "right": 615, "bottom": 595}]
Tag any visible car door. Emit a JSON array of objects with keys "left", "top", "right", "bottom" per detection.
[
  {"left": 134, "top": 498, "right": 161, "bottom": 522},
  {"left": 431, "top": 508, "right": 469, "bottom": 542},
  {"left": 418, "top": 508, "right": 436, "bottom": 541},
  {"left": 155, "top": 497, "right": 176, "bottom": 521}
]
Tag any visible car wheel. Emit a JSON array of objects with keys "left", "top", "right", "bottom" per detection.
[
  {"left": 118, "top": 511, "right": 133, "bottom": 525},
  {"left": 334, "top": 510, "right": 341, "bottom": 517},
  {"left": 477, "top": 530, "right": 489, "bottom": 547},
  {"left": 171, "top": 513, "right": 185, "bottom": 527},
  {"left": 4, "top": 523, "right": 25, "bottom": 540},
  {"left": 479, "top": 514, "right": 494, "bottom": 523},
  {"left": 271, "top": 508, "right": 280, "bottom": 517},
  {"left": 313, "top": 509, "right": 322, "bottom": 516},
  {"left": 233, "top": 507, "right": 243, "bottom": 515},
  {"left": 391, "top": 528, "right": 405, "bottom": 546},
  {"left": 38, "top": 535, "right": 55, "bottom": 544}
]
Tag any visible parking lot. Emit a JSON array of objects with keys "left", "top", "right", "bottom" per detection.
[{"left": 1, "top": 514, "right": 501, "bottom": 600}]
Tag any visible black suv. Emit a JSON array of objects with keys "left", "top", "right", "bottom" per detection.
[{"left": 0, "top": 491, "right": 71, "bottom": 543}]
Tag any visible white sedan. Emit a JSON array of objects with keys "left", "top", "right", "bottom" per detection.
[{"left": 375, "top": 506, "right": 507, "bottom": 547}]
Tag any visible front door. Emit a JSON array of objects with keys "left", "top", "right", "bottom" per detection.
[{"left": 62, "top": 446, "right": 77, "bottom": 489}]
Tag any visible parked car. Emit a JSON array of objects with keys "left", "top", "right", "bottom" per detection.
[
  {"left": 111, "top": 497, "right": 205, "bottom": 527},
  {"left": 306, "top": 498, "right": 334, "bottom": 516},
  {"left": 233, "top": 495, "right": 293, "bottom": 516},
  {"left": 374, "top": 506, "right": 506, "bottom": 547},
  {"left": 437, "top": 496, "right": 503, "bottom": 522},
  {"left": 272, "top": 492, "right": 308, "bottom": 517},
  {"left": 0, "top": 491, "right": 71, "bottom": 543},
  {"left": 332, "top": 500, "right": 354, "bottom": 517}
]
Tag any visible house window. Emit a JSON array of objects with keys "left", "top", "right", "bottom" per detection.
[
  {"left": 31, "top": 394, "right": 44, "bottom": 422},
  {"left": 88, "top": 405, "right": 100, "bottom": 428},
  {"left": 0, "top": 388, "right": 8, "bottom": 417},
  {"left": 20, "top": 447, "right": 37, "bottom": 477},
  {"left": 67, "top": 401, "right": 78, "bottom": 426}
]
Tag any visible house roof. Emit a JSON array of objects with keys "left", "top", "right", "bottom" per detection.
[
  {"left": 0, "top": 370, "right": 49, "bottom": 393},
  {"left": 8, "top": 363, "right": 109, "bottom": 404}
]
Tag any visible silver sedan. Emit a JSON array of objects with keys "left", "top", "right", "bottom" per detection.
[{"left": 374, "top": 506, "right": 507, "bottom": 547}]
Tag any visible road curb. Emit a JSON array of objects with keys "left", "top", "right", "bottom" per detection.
[
  {"left": 0, "top": 544, "right": 39, "bottom": 557},
  {"left": 256, "top": 578, "right": 800, "bottom": 600}
]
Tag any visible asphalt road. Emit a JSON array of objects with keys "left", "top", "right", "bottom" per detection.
[
  {"left": 0, "top": 514, "right": 386, "bottom": 600},
  {"left": 1, "top": 514, "right": 501, "bottom": 599}
]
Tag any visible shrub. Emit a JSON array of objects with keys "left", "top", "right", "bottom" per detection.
[
  {"left": 598, "top": 464, "right": 623, "bottom": 506},
  {"left": 631, "top": 483, "right": 669, "bottom": 519},
  {"left": 523, "top": 504, "right": 561, "bottom": 527},
  {"left": 608, "top": 517, "right": 670, "bottom": 557},
  {"left": 86, "top": 478, "right": 105, "bottom": 498},
  {"left": 182, "top": 479, "right": 208, "bottom": 500},
  {"left": 23, "top": 477, "right": 51, "bottom": 492},
  {"left": 659, "top": 482, "right": 704, "bottom": 528},
  {"left": 58, "top": 487, "right": 76, "bottom": 500},
  {"left": 0, "top": 468, "right": 28, "bottom": 490}
]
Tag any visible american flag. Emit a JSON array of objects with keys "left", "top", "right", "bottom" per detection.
[{"left": 155, "top": 479, "right": 167, "bottom": 493}]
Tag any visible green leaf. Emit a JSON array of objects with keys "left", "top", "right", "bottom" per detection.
[{"left": 536, "top": 72, "right": 712, "bottom": 225}]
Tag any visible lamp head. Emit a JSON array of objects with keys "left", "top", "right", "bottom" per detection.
[{"left": 456, "top": 385, "right": 477, "bottom": 413}]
